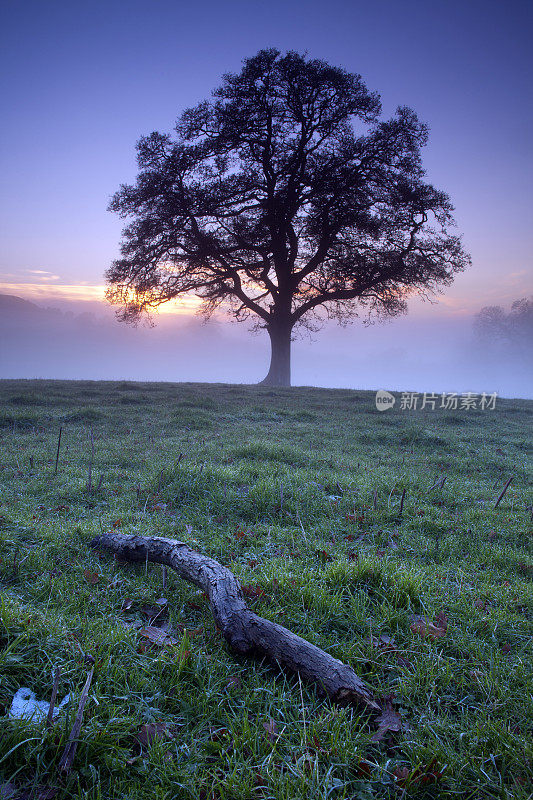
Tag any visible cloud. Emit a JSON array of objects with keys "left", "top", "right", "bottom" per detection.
[
  {"left": 24, "top": 270, "right": 61, "bottom": 281},
  {"left": 27, "top": 269, "right": 55, "bottom": 274}
]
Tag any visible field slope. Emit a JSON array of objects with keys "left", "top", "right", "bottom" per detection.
[{"left": 0, "top": 380, "right": 532, "bottom": 799}]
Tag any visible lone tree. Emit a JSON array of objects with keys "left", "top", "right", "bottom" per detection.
[{"left": 107, "top": 49, "right": 470, "bottom": 386}]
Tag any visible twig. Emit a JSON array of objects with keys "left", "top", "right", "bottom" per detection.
[
  {"left": 494, "top": 477, "right": 513, "bottom": 509},
  {"left": 54, "top": 427, "right": 62, "bottom": 475},
  {"left": 58, "top": 666, "right": 94, "bottom": 773},
  {"left": 91, "top": 532, "right": 378, "bottom": 710},
  {"left": 46, "top": 666, "right": 61, "bottom": 728}
]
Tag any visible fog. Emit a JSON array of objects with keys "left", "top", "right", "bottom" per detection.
[{"left": 1, "top": 294, "right": 531, "bottom": 398}]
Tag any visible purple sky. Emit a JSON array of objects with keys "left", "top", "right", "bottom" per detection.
[{"left": 0, "top": 0, "right": 532, "bottom": 391}]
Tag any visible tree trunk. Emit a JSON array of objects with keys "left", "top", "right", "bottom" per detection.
[
  {"left": 90, "top": 532, "right": 379, "bottom": 710},
  {"left": 260, "top": 322, "right": 292, "bottom": 387}
]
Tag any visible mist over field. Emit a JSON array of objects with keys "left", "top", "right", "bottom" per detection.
[{"left": 1, "top": 293, "right": 531, "bottom": 398}]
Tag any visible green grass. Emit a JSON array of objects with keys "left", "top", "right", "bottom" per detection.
[{"left": 0, "top": 379, "right": 531, "bottom": 799}]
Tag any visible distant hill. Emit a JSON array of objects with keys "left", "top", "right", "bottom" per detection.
[{"left": 0, "top": 293, "right": 46, "bottom": 314}]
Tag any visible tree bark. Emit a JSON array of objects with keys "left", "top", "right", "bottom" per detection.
[
  {"left": 91, "top": 532, "right": 378, "bottom": 710},
  {"left": 260, "top": 322, "right": 292, "bottom": 387}
]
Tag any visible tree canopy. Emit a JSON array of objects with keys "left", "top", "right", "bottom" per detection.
[{"left": 107, "top": 48, "right": 470, "bottom": 385}]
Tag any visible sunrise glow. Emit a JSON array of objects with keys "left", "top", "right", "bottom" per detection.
[{"left": 0, "top": 282, "right": 202, "bottom": 314}]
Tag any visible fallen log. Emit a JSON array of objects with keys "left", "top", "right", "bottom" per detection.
[{"left": 91, "top": 532, "right": 379, "bottom": 711}]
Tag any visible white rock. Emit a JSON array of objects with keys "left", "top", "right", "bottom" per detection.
[{"left": 8, "top": 687, "right": 70, "bottom": 722}]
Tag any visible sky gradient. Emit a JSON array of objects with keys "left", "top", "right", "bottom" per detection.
[{"left": 0, "top": 0, "right": 532, "bottom": 389}]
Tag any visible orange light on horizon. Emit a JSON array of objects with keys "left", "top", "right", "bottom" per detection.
[
  {"left": 0, "top": 282, "right": 202, "bottom": 315},
  {"left": 2, "top": 279, "right": 521, "bottom": 320}
]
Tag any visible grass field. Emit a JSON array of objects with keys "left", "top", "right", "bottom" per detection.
[{"left": 0, "top": 379, "right": 531, "bottom": 800}]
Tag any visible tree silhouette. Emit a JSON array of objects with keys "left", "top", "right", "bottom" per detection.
[{"left": 107, "top": 49, "right": 470, "bottom": 386}]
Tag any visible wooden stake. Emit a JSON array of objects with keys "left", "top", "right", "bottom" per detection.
[
  {"left": 86, "top": 427, "right": 95, "bottom": 492},
  {"left": 494, "top": 477, "right": 513, "bottom": 509},
  {"left": 399, "top": 488, "right": 406, "bottom": 516},
  {"left": 54, "top": 427, "right": 62, "bottom": 475}
]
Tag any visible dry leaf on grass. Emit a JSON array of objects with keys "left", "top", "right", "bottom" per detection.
[
  {"left": 138, "top": 626, "right": 180, "bottom": 646},
  {"left": 368, "top": 634, "right": 396, "bottom": 651},
  {"left": 120, "top": 619, "right": 142, "bottom": 630},
  {"left": 139, "top": 601, "right": 169, "bottom": 622},
  {"left": 83, "top": 570, "right": 100, "bottom": 586},
  {"left": 371, "top": 697, "right": 402, "bottom": 742},
  {"left": 395, "top": 655, "right": 413, "bottom": 670},
  {"left": 135, "top": 722, "right": 177, "bottom": 748},
  {"left": 435, "top": 611, "right": 448, "bottom": 630},
  {"left": 224, "top": 675, "right": 242, "bottom": 691},
  {"left": 394, "top": 757, "right": 444, "bottom": 786},
  {"left": 393, "top": 766, "right": 410, "bottom": 783},
  {"left": 241, "top": 584, "right": 267, "bottom": 600},
  {"left": 410, "top": 613, "right": 448, "bottom": 640},
  {"left": 353, "top": 760, "right": 373, "bottom": 777},
  {"left": 263, "top": 718, "right": 281, "bottom": 743}
]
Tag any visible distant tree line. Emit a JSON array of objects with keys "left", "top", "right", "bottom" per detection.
[{"left": 474, "top": 297, "right": 533, "bottom": 359}]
